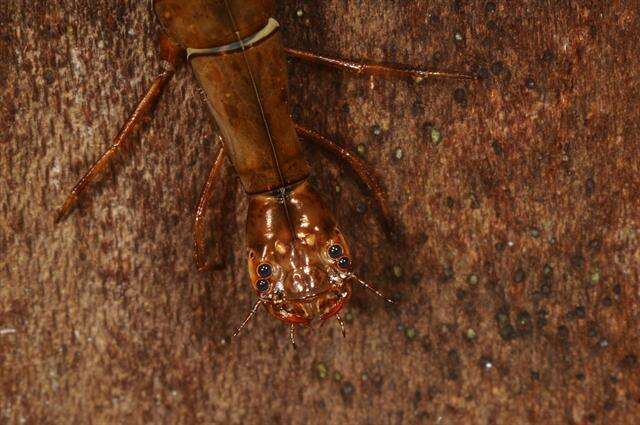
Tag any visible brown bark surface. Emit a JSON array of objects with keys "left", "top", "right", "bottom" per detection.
[{"left": 2, "top": 1, "right": 639, "bottom": 424}]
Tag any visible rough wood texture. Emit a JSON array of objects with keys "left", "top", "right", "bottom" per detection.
[{"left": 2, "top": 1, "right": 639, "bottom": 424}]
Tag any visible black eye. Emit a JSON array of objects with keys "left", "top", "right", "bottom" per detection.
[
  {"left": 338, "top": 257, "right": 351, "bottom": 269},
  {"left": 257, "top": 263, "right": 272, "bottom": 278},
  {"left": 328, "top": 244, "right": 343, "bottom": 259},
  {"left": 256, "top": 279, "right": 270, "bottom": 292}
]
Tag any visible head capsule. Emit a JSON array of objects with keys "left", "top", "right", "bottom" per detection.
[{"left": 246, "top": 181, "right": 353, "bottom": 325}]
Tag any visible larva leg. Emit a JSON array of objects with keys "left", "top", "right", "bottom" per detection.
[
  {"left": 194, "top": 143, "right": 226, "bottom": 272},
  {"left": 284, "top": 47, "right": 476, "bottom": 81},
  {"left": 295, "top": 123, "right": 392, "bottom": 230},
  {"left": 55, "top": 34, "right": 184, "bottom": 223}
]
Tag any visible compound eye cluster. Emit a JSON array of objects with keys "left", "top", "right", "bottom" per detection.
[
  {"left": 255, "top": 263, "right": 273, "bottom": 293},
  {"left": 328, "top": 244, "right": 351, "bottom": 270}
]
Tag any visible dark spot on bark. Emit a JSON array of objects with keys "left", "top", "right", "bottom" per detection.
[
  {"left": 570, "top": 254, "right": 584, "bottom": 269},
  {"left": 620, "top": 354, "right": 637, "bottom": 369},
  {"left": 513, "top": 268, "right": 525, "bottom": 283},
  {"left": 536, "top": 309, "right": 548, "bottom": 328},
  {"left": 432, "top": 51, "right": 443, "bottom": 64},
  {"left": 484, "top": 2, "right": 497, "bottom": 13},
  {"left": 491, "top": 61, "right": 505, "bottom": 75},
  {"left": 540, "top": 282, "right": 552, "bottom": 296},
  {"left": 411, "top": 100, "right": 424, "bottom": 116},
  {"left": 453, "top": 88, "right": 468, "bottom": 107},
  {"left": 469, "top": 192, "right": 480, "bottom": 208},
  {"left": 588, "top": 238, "right": 601, "bottom": 252},
  {"left": 499, "top": 323, "right": 516, "bottom": 341},
  {"left": 603, "top": 400, "right": 615, "bottom": 412},
  {"left": 427, "top": 385, "right": 440, "bottom": 399},
  {"left": 557, "top": 325, "right": 569, "bottom": 340},
  {"left": 516, "top": 311, "right": 533, "bottom": 337},
  {"left": 524, "top": 77, "right": 536, "bottom": 89},
  {"left": 478, "top": 355, "right": 493, "bottom": 370},
  {"left": 574, "top": 306, "right": 586, "bottom": 318},
  {"left": 440, "top": 264, "right": 454, "bottom": 283},
  {"left": 542, "top": 49, "right": 555, "bottom": 62},
  {"left": 446, "top": 349, "right": 461, "bottom": 380},
  {"left": 491, "top": 140, "right": 503, "bottom": 156},
  {"left": 421, "top": 336, "right": 433, "bottom": 352},
  {"left": 476, "top": 66, "right": 489, "bottom": 80},
  {"left": 291, "top": 104, "right": 302, "bottom": 120},
  {"left": 413, "top": 389, "right": 422, "bottom": 406},
  {"left": 445, "top": 196, "right": 455, "bottom": 208},
  {"left": 531, "top": 370, "right": 540, "bottom": 380},
  {"left": 340, "top": 382, "right": 355, "bottom": 402},
  {"left": 585, "top": 177, "right": 595, "bottom": 196},
  {"left": 43, "top": 69, "right": 55, "bottom": 84}
]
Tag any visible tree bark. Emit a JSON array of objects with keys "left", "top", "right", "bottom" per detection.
[{"left": 1, "top": 1, "right": 639, "bottom": 423}]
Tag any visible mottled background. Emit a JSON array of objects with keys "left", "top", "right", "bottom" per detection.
[{"left": 1, "top": 1, "right": 639, "bottom": 424}]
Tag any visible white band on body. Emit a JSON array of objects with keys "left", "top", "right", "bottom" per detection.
[{"left": 187, "top": 18, "right": 280, "bottom": 59}]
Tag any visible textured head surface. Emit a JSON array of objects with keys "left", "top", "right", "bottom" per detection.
[{"left": 246, "top": 181, "right": 353, "bottom": 324}]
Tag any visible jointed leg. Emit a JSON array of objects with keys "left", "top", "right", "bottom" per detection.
[
  {"left": 285, "top": 47, "right": 477, "bottom": 81},
  {"left": 295, "top": 124, "right": 392, "bottom": 230},
  {"left": 55, "top": 35, "right": 184, "bottom": 223},
  {"left": 194, "top": 143, "right": 226, "bottom": 272}
]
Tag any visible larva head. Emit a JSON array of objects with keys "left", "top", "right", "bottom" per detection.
[{"left": 246, "top": 181, "right": 353, "bottom": 325}]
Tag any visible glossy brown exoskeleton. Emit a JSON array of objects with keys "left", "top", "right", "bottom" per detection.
[{"left": 56, "top": 0, "right": 474, "bottom": 344}]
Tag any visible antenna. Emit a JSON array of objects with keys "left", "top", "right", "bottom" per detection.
[
  {"left": 351, "top": 275, "right": 395, "bottom": 304},
  {"left": 233, "top": 299, "right": 262, "bottom": 338}
]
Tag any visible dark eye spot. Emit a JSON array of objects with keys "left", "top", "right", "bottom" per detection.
[
  {"left": 328, "top": 244, "right": 343, "bottom": 259},
  {"left": 338, "top": 257, "right": 351, "bottom": 269},
  {"left": 257, "top": 263, "right": 272, "bottom": 278},
  {"left": 256, "top": 279, "right": 270, "bottom": 292}
]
